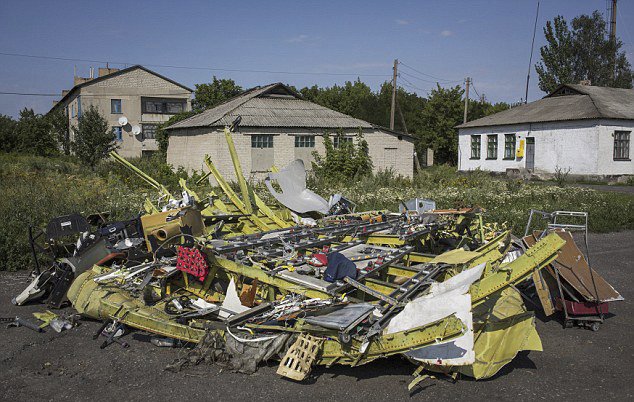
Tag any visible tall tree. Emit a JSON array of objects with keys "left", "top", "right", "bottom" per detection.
[
  {"left": 72, "top": 105, "right": 117, "bottom": 166},
  {"left": 418, "top": 85, "right": 464, "bottom": 165},
  {"left": 0, "top": 114, "right": 18, "bottom": 153},
  {"left": 15, "top": 108, "right": 57, "bottom": 156},
  {"left": 47, "top": 107, "right": 70, "bottom": 155},
  {"left": 192, "top": 76, "right": 243, "bottom": 111},
  {"left": 536, "top": 11, "right": 633, "bottom": 93}
]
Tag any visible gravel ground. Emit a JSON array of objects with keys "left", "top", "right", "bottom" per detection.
[{"left": 0, "top": 231, "right": 632, "bottom": 401}]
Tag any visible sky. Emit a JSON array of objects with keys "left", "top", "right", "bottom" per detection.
[{"left": 0, "top": 0, "right": 632, "bottom": 118}]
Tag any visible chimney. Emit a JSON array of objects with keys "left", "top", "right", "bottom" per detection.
[
  {"left": 98, "top": 67, "right": 120, "bottom": 77},
  {"left": 579, "top": 80, "right": 591, "bottom": 86},
  {"left": 90, "top": 67, "right": 94, "bottom": 79},
  {"left": 74, "top": 76, "right": 92, "bottom": 86},
  {"left": 62, "top": 90, "right": 70, "bottom": 97}
]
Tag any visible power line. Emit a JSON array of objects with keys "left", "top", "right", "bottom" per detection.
[
  {"left": 398, "top": 60, "right": 462, "bottom": 83},
  {"left": 0, "top": 51, "right": 390, "bottom": 77},
  {"left": 0, "top": 91, "right": 192, "bottom": 97},
  {"left": 470, "top": 80, "right": 481, "bottom": 100},
  {"left": 0, "top": 91, "right": 58, "bottom": 96},
  {"left": 399, "top": 70, "right": 439, "bottom": 84},
  {"left": 398, "top": 75, "right": 427, "bottom": 93}
]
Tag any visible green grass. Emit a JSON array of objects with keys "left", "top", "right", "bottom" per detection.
[
  {"left": 308, "top": 166, "right": 634, "bottom": 234},
  {"left": 1, "top": 154, "right": 632, "bottom": 272}
]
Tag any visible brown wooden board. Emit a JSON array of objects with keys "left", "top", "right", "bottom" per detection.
[
  {"left": 532, "top": 269, "right": 555, "bottom": 316},
  {"left": 523, "top": 231, "right": 622, "bottom": 303}
]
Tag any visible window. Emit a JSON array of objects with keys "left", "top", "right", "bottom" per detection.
[
  {"left": 504, "top": 134, "right": 516, "bottom": 159},
  {"left": 487, "top": 134, "right": 498, "bottom": 159},
  {"left": 295, "top": 135, "right": 315, "bottom": 148},
  {"left": 614, "top": 131, "right": 630, "bottom": 160},
  {"left": 141, "top": 97, "right": 186, "bottom": 114},
  {"left": 71, "top": 104, "right": 75, "bottom": 118},
  {"left": 142, "top": 124, "right": 158, "bottom": 140},
  {"left": 111, "top": 99, "right": 122, "bottom": 114},
  {"left": 470, "top": 135, "right": 481, "bottom": 159},
  {"left": 251, "top": 134, "right": 273, "bottom": 148},
  {"left": 333, "top": 136, "right": 353, "bottom": 149},
  {"left": 77, "top": 96, "right": 82, "bottom": 118},
  {"left": 112, "top": 126, "right": 123, "bottom": 142}
]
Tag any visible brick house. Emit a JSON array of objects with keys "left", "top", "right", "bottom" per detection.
[{"left": 166, "top": 83, "right": 415, "bottom": 180}]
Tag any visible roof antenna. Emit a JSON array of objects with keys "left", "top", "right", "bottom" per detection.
[{"left": 524, "top": 0, "right": 540, "bottom": 103}]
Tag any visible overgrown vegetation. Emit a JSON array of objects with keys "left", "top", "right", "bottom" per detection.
[
  {"left": 0, "top": 153, "right": 206, "bottom": 272},
  {"left": 309, "top": 166, "right": 634, "bottom": 235},
  {"left": 310, "top": 132, "right": 372, "bottom": 184}
]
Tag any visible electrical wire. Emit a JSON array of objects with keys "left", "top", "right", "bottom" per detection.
[
  {"left": 399, "top": 70, "right": 439, "bottom": 84},
  {"left": 398, "top": 61, "right": 462, "bottom": 83},
  {"left": 0, "top": 51, "right": 390, "bottom": 77},
  {"left": 470, "top": 80, "right": 481, "bottom": 100},
  {"left": 0, "top": 91, "right": 192, "bottom": 97},
  {"left": 398, "top": 75, "right": 425, "bottom": 92}
]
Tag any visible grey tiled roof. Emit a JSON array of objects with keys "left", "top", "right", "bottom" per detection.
[
  {"left": 457, "top": 84, "right": 634, "bottom": 129},
  {"left": 167, "top": 83, "right": 372, "bottom": 130}
]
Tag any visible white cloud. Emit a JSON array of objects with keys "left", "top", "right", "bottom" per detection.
[
  {"left": 286, "top": 34, "right": 309, "bottom": 43},
  {"left": 396, "top": 19, "right": 409, "bottom": 25},
  {"left": 440, "top": 30, "right": 453, "bottom": 37}
]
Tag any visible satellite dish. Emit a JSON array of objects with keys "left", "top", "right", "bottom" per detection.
[
  {"left": 118, "top": 116, "right": 128, "bottom": 126},
  {"left": 131, "top": 125, "right": 141, "bottom": 135}
]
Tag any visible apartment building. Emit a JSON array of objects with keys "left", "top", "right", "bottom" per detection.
[{"left": 51, "top": 65, "right": 192, "bottom": 158}]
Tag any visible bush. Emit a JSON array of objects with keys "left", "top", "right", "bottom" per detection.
[{"left": 311, "top": 131, "right": 372, "bottom": 184}]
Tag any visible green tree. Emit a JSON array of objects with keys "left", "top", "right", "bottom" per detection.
[
  {"left": 15, "top": 108, "right": 57, "bottom": 156},
  {"left": 418, "top": 85, "right": 464, "bottom": 165},
  {"left": 536, "top": 11, "right": 633, "bottom": 93},
  {"left": 192, "top": 76, "right": 243, "bottom": 111},
  {"left": 311, "top": 131, "right": 372, "bottom": 182},
  {"left": 468, "top": 99, "right": 510, "bottom": 121},
  {"left": 72, "top": 105, "right": 116, "bottom": 166},
  {"left": 47, "top": 107, "right": 70, "bottom": 155},
  {"left": 0, "top": 114, "right": 18, "bottom": 153},
  {"left": 155, "top": 110, "right": 196, "bottom": 155}
]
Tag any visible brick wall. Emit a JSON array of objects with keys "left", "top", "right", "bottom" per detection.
[{"left": 167, "top": 126, "right": 414, "bottom": 182}]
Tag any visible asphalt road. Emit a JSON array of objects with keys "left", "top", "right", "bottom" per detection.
[{"left": 1, "top": 231, "right": 632, "bottom": 401}]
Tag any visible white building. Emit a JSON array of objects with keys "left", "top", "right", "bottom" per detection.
[
  {"left": 457, "top": 84, "right": 633, "bottom": 177},
  {"left": 166, "top": 83, "right": 415, "bottom": 180}
]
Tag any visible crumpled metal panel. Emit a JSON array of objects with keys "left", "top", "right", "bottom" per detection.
[{"left": 264, "top": 159, "right": 329, "bottom": 214}]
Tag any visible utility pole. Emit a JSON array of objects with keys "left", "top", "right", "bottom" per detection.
[
  {"left": 610, "top": 0, "right": 617, "bottom": 80},
  {"left": 463, "top": 77, "right": 470, "bottom": 124},
  {"left": 525, "top": 0, "right": 540, "bottom": 104},
  {"left": 610, "top": 0, "right": 617, "bottom": 44},
  {"left": 390, "top": 59, "right": 398, "bottom": 130}
]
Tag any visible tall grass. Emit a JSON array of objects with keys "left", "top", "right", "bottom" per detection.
[{"left": 308, "top": 166, "right": 634, "bottom": 234}]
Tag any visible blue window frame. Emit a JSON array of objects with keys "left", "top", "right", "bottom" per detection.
[
  {"left": 77, "top": 96, "right": 82, "bottom": 118},
  {"left": 113, "top": 126, "right": 123, "bottom": 141}
]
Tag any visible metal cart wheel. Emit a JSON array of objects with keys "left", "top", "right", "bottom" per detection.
[
  {"left": 564, "top": 320, "right": 574, "bottom": 329},
  {"left": 589, "top": 322, "right": 600, "bottom": 332}
]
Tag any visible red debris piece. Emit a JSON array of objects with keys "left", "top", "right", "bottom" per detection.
[{"left": 176, "top": 246, "right": 209, "bottom": 282}]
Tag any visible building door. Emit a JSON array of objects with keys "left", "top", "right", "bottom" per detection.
[{"left": 526, "top": 138, "right": 535, "bottom": 171}]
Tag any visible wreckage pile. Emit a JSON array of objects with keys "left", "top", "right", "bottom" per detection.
[{"left": 11, "top": 121, "right": 623, "bottom": 388}]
